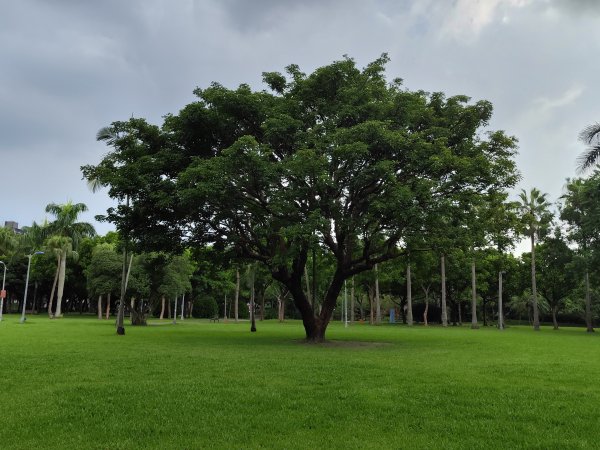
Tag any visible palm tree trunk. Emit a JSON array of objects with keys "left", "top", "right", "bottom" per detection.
[
  {"left": 250, "top": 266, "right": 256, "bottom": 332},
  {"left": 471, "top": 259, "right": 479, "bottom": 329},
  {"left": 350, "top": 276, "right": 355, "bottom": 323},
  {"left": 498, "top": 271, "right": 504, "bottom": 330},
  {"left": 105, "top": 292, "right": 111, "bottom": 319},
  {"left": 406, "top": 263, "right": 413, "bottom": 326},
  {"left": 585, "top": 270, "right": 594, "bottom": 332},
  {"left": 235, "top": 269, "right": 240, "bottom": 323},
  {"left": 531, "top": 234, "right": 540, "bottom": 331},
  {"left": 441, "top": 254, "right": 448, "bottom": 327},
  {"left": 422, "top": 285, "right": 429, "bottom": 326},
  {"left": 54, "top": 250, "right": 67, "bottom": 317},
  {"left": 48, "top": 254, "right": 60, "bottom": 318},
  {"left": 375, "top": 264, "right": 381, "bottom": 324},
  {"left": 97, "top": 295, "right": 102, "bottom": 320}
]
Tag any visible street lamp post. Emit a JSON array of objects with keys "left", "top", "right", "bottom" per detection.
[
  {"left": 21, "top": 252, "right": 44, "bottom": 324},
  {"left": 0, "top": 261, "right": 6, "bottom": 321}
]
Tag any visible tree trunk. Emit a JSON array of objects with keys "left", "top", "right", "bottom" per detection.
[
  {"left": 441, "top": 254, "right": 448, "bottom": 326},
  {"left": 54, "top": 251, "right": 67, "bottom": 318},
  {"left": 471, "top": 259, "right": 479, "bottom": 329},
  {"left": 234, "top": 268, "right": 240, "bottom": 323},
  {"left": 181, "top": 293, "right": 185, "bottom": 321},
  {"left": 374, "top": 264, "right": 381, "bottom": 324},
  {"left": 585, "top": 270, "right": 594, "bottom": 332},
  {"left": 167, "top": 296, "right": 172, "bottom": 319},
  {"left": 105, "top": 292, "right": 111, "bottom": 319},
  {"left": 498, "top": 271, "right": 504, "bottom": 330},
  {"left": 458, "top": 300, "right": 462, "bottom": 325},
  {"left": 350, "top": 276, "right": 355, "bottom": 323},
  {"left": 250, "top": 267, "right": 256, "bottom": 332},
  {"left": 531, "top": 234, "right": 540, "bottom": 331},
  {"left": 304, "top": 265, "right": 312, "bottom": 306},
  {"left": 422, "top": 285, "right": 429, "bottom": 326},
  {"left": 172, "top": 295, "right": 177, "bottom": 324},
  {"left": 97, "top": 295, "right": 102, "bottom": 320},
  {"left": 48, "top": 254, "right": 60, "bottom": 318},
  {"left": 551, "top": 305, "right": 559, "bottom": 330},
  {"left": 160, "top": 296, "right": 165, "bottom": 320},
  {"left": 406, "top": 263, "right": 413, "bottom": 326},
  {"left": 368, "top": 286, "right": 374, "bottom": 325}
]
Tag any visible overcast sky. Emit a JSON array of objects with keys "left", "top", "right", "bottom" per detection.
[{"left": 2, "top": 0, "right": 599, "bottom": 238}]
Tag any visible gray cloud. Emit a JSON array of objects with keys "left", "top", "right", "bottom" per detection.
[{"left": 1, "top": 0, "right": 598, "bottom": 239}]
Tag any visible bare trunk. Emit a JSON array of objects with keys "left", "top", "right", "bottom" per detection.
[
  {"left": 368, "top": 286, "right": 374, "bottom": 325},
  {"left": 167, "top": 296, "right": 172, "bottom": 319},
  {"left": 585, "top": 270, "right": 594, "bottom": 332},
  {"left": 552, "top": 306, "right": 559, "bottom": 330},
  {"left": 181, "top": 293, "right": 185, "bottom": 321},
  {"left": 160, "top": 296, "right": 165, "bottom": 320},
  {"left": 531, "top": 234, "right": 540, "bottom": 331},
  {"left": 457, "top": 300, "right": 462, "bottom": 325},
  {"left": 54, "top": 251, "right": 67, "bottom": 317},
  {"left": 234, "top": 269, "right": 240, "bottom": 323},
  {"left": 48, "top": 254, "right": 60, "bottom": 318},
  {"left": 441, "top": 254, "right": 448, "bottom": 327},
  {"left": 471, "top": 260, "right": 479, "bottom": 329},
  {"left": 374, "top": 264, "right": 381, "bottom": 324},
  {"left": 250, "top": 267, "right": 256, "bottom": 332},
  {"left": 406, "top": 263, "right": 413, "bottom": 326},
  {"left": 422, "top": 285, "right": 430, "bottom": 326},
  {"left": 97, "top": 295, "right": 102, "bottom": 320},
  {"left": 172, "top": 295, "right": 177, "bottom": 324},
  {"left": 498, "top": 271, "right": 504, "bottom": 330},
  {"left": 350, "top": 276, "right": 355, "bottom": 323},
  {"left": 105, "top": 292, "right": 111, "bottom": 319}
]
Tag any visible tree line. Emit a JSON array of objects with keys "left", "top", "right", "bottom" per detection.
[{"left": 2, "top": 55, "right": 598, "bottom": 341}]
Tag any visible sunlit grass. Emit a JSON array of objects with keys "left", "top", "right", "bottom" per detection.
[{"left": 0, "top": 315, "right": 597, "bottom": 449}]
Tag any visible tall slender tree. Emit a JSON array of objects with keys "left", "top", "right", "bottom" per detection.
[
  {"left": 517, "top": 188, "right": 553, "bottom": 331},
  {"left": 45, "top": 202, "right": 95, "bottom": 317}
]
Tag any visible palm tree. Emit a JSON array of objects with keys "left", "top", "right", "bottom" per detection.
[
  {"left": 45, "top": 202, "right": 95, "bottom": 317},
  {"left": 517, "top": 188, "right": 553, "bottom": 331},
  {"left": 576, "top": 123, "right": 600, "bottom": 173}
]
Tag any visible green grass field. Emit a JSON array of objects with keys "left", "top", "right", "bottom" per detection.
[{"left": 0, "top": 315, "right": 598, "bottom": 449}]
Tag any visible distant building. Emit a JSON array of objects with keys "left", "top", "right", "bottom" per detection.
[{"left": 4, "top": 221, "right": 23, "bottom": 234}]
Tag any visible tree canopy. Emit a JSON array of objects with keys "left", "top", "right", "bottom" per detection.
[{"left": 83, "top": 55, "right": 519, "bottom": 341}]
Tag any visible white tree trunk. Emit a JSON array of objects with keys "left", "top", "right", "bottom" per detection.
[
  {"left": 406, "top": 263, "right": 413, "bottom": 326},
  {"left": 531, "top": 234, "right": 540, "bottom": 331},
  {"left": 160, "top": 295, "right": 165, "bottom": 320},
  {"left": 350, "top": 276, "right": 355, "bottom": 323},
  {"left": 471, "top": 260, "right": 479, "bottom": 329},
  {"left": 48, "top": 254, "right": 60, "bottom": 318},
  {"left": 97, "top": 295, "right": 102, "bottom": 320},
  {"left": 105, "top": 292, "right": 111, "bottom": 319},
  {"left": 441, "top": 254, "right": 448, "bottom": 327},
  {"left": 54, "top": 251, "right": 67, "bottom": 317},
  {"left": 375, "top": 264, "right": 381, "bottom": 324},
  {"left": 235, "top": 269, "right": 240, "bottom": 323}
]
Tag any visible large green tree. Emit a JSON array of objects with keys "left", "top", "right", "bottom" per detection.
[{"left": 83, "top": 55, "right": 518, "bottom": 341}]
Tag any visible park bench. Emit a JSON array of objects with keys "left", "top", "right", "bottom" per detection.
[{"left": 210, "top": 316, "right": 220, "bottom": 323}]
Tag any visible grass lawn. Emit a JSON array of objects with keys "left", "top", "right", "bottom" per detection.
[{"left": 0, "top": 315, "right": 598, "bottom": 449}]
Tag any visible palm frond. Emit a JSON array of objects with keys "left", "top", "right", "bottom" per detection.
[
  {"left": 578, "top": 123, "right": 600, "bottom": 145},
  {"left": 576, "top": 144, "right": 600, "bottom": 174}
]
